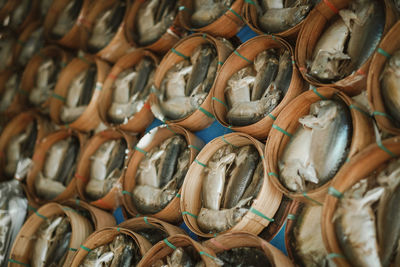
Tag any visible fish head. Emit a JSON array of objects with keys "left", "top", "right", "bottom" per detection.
[{"left": 311, "top": 50, "right": 350, "bottom": 81}]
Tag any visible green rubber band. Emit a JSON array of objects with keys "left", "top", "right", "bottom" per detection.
[
  {"left": 163, "top": 239, "right": 177, "bottom": 250},
  {"left": 34, "top": 210, "right": 48, "bottom": 220},
  {"left": 270, "top": 34, "right": 277, "bottom": 41},
  {"left": 229, "top": 8, "right": 243, "bottom": 22},
  {"left": 122, "top": 190, "right": 133, "bottom": 196},
  {"left": 260, "top": 155, "right": 265, "bottom": 159},
  {"left": 245, "top": 0, "right": 256, "bottom": 4},
  {"left": 249, "top": 207, "right": 274, "bottom": 222},
  {"left": 349, "top": 104, "right": 370, "bottom": 117},
  {"left": 312, "top": 87, "right": 328, "bottom": 100},
  {"left": 8, "top": 259, "right": 30, "bottom": 267},
  {"left": 373, "top": 111, "right": 392, "bottom": 119},
  {"left": 144, "top": 216, "right": 150, "bottom": 225},
  {"left": 176, "top": 193, "right": 181, "bottom": 198},
  {"left": 328, "top": 186, "right": 343, "bottom": 199},
  {"left": 199, "top": 251, "right": 219, "bottom": 261},
  {"left": 287, "top": 214, "right": 296, "bottom": 220},
  {"left": 194, "top": 159, "right": 207, "bottom": 168},
  {"left": 202, "top": 33, "right": 207, "bottom": 39},
  {"left": 134, "top": 146, "right": 148, "bottom": 155},
  {"left": 178, "top": 5, "right": 187, "bottom": 11},
  {"left": 221, "top": 136, "right": 238, "bottom": 148},
  {"left": 327, "top": 253, "right": 345, "bottom": 259},
  {"left": 212, "top": 97, "right": 228, "bottom": 109},
  {"left": 60, "top": 62, "right": 67, "bottom": 68},
  {"left": 64, "top": 124, "right": 70, "bottom": 129},
  {"left": 171, "top": 48, "right": 189, "bottom": 60},
  {"left": 28, "top": 205, "right": 37, "bottom": 212},
  {"left": 79, "top": 56, "right": 91, "bottom": 65},
  {"left": 80, "top": 245, "right": 91, "bottom": 252},
  {"left": 51, "top": 92, "right": 66, "bottom": 102},
  {"left": 75, "top": 198, "right": 80, "bottom": 205},
  {"left": 268, "top": 172, "right": 279, "bottom": 178},
  {"left": 213, "top": 233, "right": 218, "bottom": 237},
  {"left": 377, "top": 48, "right": 391, "bottom": 59},
  {"left": 95, "top": 83, "right": 102, "bottom": 91},
  {"left": 272, "top": 124, "right": 292, "bottom": 138},
  {"left": 188, "top": 144, "right": 201, "bottom": 151},
  {"left": 217, "top": 61, "right": 224, "bottom": 66},
  {"left": 291, "top": 60, "right": 296, "bottom": 65},
  {"left": 345, "top": 157, "right": 350, "bottom": 163},
  {"left": 198, "top": 107, "right": 215, "bottom": 119},
  {"left": 136, "top": 214, "right": 141, "bottom": 217},
  {"left": 182, "top": 211, "right": 198, "bottom": 218},
  {"left": 63, "top": 207, "right": 78, "bottom": 213},
  {"left": 164, "top": 123, "right": 178, "bottom": 135},
  {"left": 116, "top": 227, "right": 120, "bottom": 232},
  {"left": 16, "top": 39, "right": 26, "bottom": 46},
  {"left": 377, "top": 139, "right": 396, "bottom": 158},
  {"left": 69, "top": 248, "right": 78, "bottom": 251},
  {"left": 302, "top": 192, "right": 323, "bottom": 206},
  {"left": 233, "top": 50, "right": 253, "bottom": 64},
  {"left": 268, "top": 113, "right": 276, "bottom": 120}
]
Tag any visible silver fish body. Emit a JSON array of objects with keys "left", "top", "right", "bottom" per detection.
[
  {"left": 0, "top": 73, "right": 20, "bottom": 113},
  {"left": 5, "top": 131, "right": 28, "bottom": 178},
  {"left": 18, "top": 27, "right": 44, "bottom": 66},
  {"left": 251, "top": 50, "right": 279, "bottom": 101},
  {"left": 136, "top": 150, "right": 165, "bottom": 188},
  {"left": 191, "top": 0, "right": 231, "bottom": 28},
  {"left": 52, "top": 0, "right": 82, "bottom": 39},
  {"left": 259, "top": 6, "right": 310, "bottom": 33},
  {"left": 8, "top": 0, "right": 30, "bottom": 29},
  {"left": 80, "top": 245, "right": 110, "bottom": 267},
  {"left": 274, "top": 50, "right": 292, "bottom": 95},
  {"left": 167, "top": 247, "right": 196, "bottom": 267},
  {"left": 132, "top": 184, "right": 176, "bottom": 214},
  {"left": 225, "top": 66, "right": 255, "bottom": 108},
  {"left": 0, "top": 37, "right": 14, "bottom": 71},
  {"left": 241, "top": 161, "right": 264, "bottom": 200},
  {"left": 381, "top": 50, "right": 400, "bottom": 127}
]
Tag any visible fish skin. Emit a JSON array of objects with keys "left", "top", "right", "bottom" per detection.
[
  {"left": 0, "top": 73, "right": 20, "bottom": 112},
  {"left": 241, "top": 161, "right": 264, "bottom": 200},
  {"left": 43, "top": 139, "right": 69, "bottom": 180},
  {"left": 131, "top": 58, "right": 154, "bottom": 98},
  {"left": 79, "top": 65, "right": 97, "bottom": 106},
  {"left": 109, "top": 235, "right": 135, "bottom": 267},
  {"left": 80, "top": 245, "right": 110, "bottom": 267},
  {"left": 65, "top": 71, "right": 87, "bottom": 107},
  {"left": 52, "top": 0, "right": 83, "bottom": 39},
  {"left": 167, "top": 247, "right": 196, "bottom": 267},
  {"left": 18, "top": 27, "right": 44, "bottom": 66},
  {"left": 56, "top": 136, "right": 79, "bottom": 186},
  {"left": 251, "top": 50, "right": 279, "bottom": 101},
  {"left": 0, "top": 37, "right": 14, "bottom": 71},
  {"left": 225, "top": 66, "right": 255, "bottom": 108},
  {"left": 381, "top": 50, "right": 400, "bottom": 127},
  {"left": 9, "top": 0, "right": 30, "bottom": 29},
  {"left": 106, "top": 139, "right": 127, "bottom": 177},
  {"left": 163, "top": 61, "right": 192, "bottom": 99},
  {"left": 223, "top": 145, "right": 259, "bottom": 209},
  {"left": 5, "top": 131, "right": 28, "bottom": 178},
  {"left": 191, "top": 0, "right": 230, "bottom": 28},
  {"left": 136, "top": 150, "right": 165, "bottom": 188},
  {"left": 30, "top": 58, "right": 60, "bottom": 107},
  {"left": 47, "top": 231, "right": 72, "bottom": 267},
  {"left": 259, "top": 5, "right": 310, "bottom": 33},
  {"left": 202, "top": 57, "right": 218, "bottom": 93},
  {"left": 159, "top": 96, "right": 195, "bottom": 120},
  {"left": 274, "top": 50, "right": 292, "bottom": 96},
  {"left": 217, "top": 247, "right": 271, "bottom": 267},
  {"left": 136, "top": 228, "right": 168, "bottom": 245},
  {"left": 132, "top": 184, "right": 176, "bottom": 214}
]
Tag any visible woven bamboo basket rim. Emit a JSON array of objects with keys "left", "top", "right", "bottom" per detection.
[
  {"left": 43, "top": 0, "right": 91, "bottom": 49},
  {"left": 0, "top": 28, "right": 16, "bottom": 72},
  {"left": 79, "top": 0, "right": 132, "bottom": 63},
  {"left": 367, "top": 20, "right": 400, "bottom": 136},
  {"left": 151, "top": 33, "right": 233, "bottom": 131},
  {"left": 0, "top": 67, "right": 28, "bottom": 118},
  {"left": 321, "top": 136, "right": 400, "bottom": 267},
  {"left": 49, "top": 54, "right": 110, "bottom": 132},
  {"left": 0, "top": 111, "right": 52, "bottom": 181},
  {"left": 137, "top": 234, "right": 220, "bottom": 267},
  {"left": 12, "top": 20, "right": 43, "bottom": 67},
  {"left": 123, "top": 0, "right": 183, "bottom": 54},
  {"left": 22, "top": 45, "right": 70, "bottom": 110},
  {"left": 61, "top": 198, "right": 116, "bottom": 230},
  {"left": 0, "top": 0, "right": 39, "bottom": 33},
  {"left": 283, "top": 200, "right": 304, "bottom": 263},
  {"left": 265, "top": 86, "right": 375, "bottom": 205},
  {"left": 70, "top": 226, "right": 152, "bottom": 267},
  {"left": 75, "top": 128, "right": 137, "bottom": 211},
  {"left": 122, "top": 123, "right": 204, "bottom": 223},
  {"left": 203, "top": 231, "right": 294, "bottom": 267},
  {"left": 98, "top": 48, "right": 158, "bottom": 133},
  {"left": 295, "top": 0, "right": 398, "bottom": 96},
  {"left": 26, "top": 129, "right": 87, "bottom": 206},
  {"left": 211, "top": 34, "right": 304, "bottom": 140},
  {"left": 117, "top": 216, "right": 187, "bottom": 236},
  {"left": 177, "top": 0, "right": 244, "bottom": 38},
  {"left": 9, "top": 202, "right": 94, "bottom": 267},
  {"left": 180, "top": 131, "right": 282, "bottom": 238}
]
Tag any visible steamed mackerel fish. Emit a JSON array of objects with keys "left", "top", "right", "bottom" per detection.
[
  {"left": 60, "top": 65, "right": 97, "bottom": 123},
  {"left": 190, "top": 0, "right": 233, "bottom": 28},
  {"left": 18, "top": 27, "right": 44, "bottom": 66},
  {"left": 278, "top": 98, "right": 352, "bottom": 192},
  {"left": 108, "top": 58, "right": 155, "bottom": 124},
  {"left": 217, "top": 247, "right": 271, "bottom": 267},
  {"left": 0, "top": 73, "right": 21, "bottom": 113},
  {"left": 159, "top": 44, "right": 217, "bottom": 120},
  {"left": 132, "top": 135, "right": 189, "bottom": 214},
  {"left": 197, "top": 145, "right": 262, "bottom": 233},
  {"left": 136, "top": 228, "right": 167, "bottom": 245},
  {"left": 310, "top": 0, "right": 384, "bottom": 82},
  {"left": 381, "top": 50, "right": 400, "bottom": 127},
  {"left": 86, "top": 139, "right": 127, "bottom": 201},
  {"left": 35, "top": 137, "right": 80, "bottom": 200},
  {"left": 51, "top": 0, "right": 83, "bottom": 39},
  {"left": 0, "top": 34, "right": 14, "bottom": 71},
  {"left": 4, "top": 0, "right": 30, "bottom": 29}
]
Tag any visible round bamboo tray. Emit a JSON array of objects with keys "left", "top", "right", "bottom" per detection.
[
  {"left": 43, "top": 0, "right": 91, "bottom": 49},
  {"left": 75, "top": 129, "right": 137, "bottom": 211},
  {"left": 0, "top": 111, "right": 53, "bottom": 181},
  {"left": 321, "top": 136, "right": 400, "bottom": 267},
  {"left": 61, "top": 198, "right": 116, "bottom": 229},
  {"left": 181, "top": 132, "right": 282, "bottom": 238},
  {"left": 137, "top": 234, "right": 220, "bottom": 267},
  {"left": 122, "top": 124, "right": 205, "bottom": 223},
  {"left": 49, "top": 54, "right": 110, "bottom": 132},
  {"left": 178, "top": 0, "right": 244, "bottom": 38},
  {"left": 98, "top": 48, "right": 158, "bottom": 133},
  {"left": 212, "top": 35, "right": 304, "bottom": 140},
  {"left": 26, "top": 129, "right": 87, "bottom": 206},
  {"left": 295, "top": 0, "right": 397, "bottom": 96},
  {"left": 70, "top": 226, "right": 152, "bottom": 267},
  {"left": 265, "top": 86, "right": 375, "bottom": 204},
  {"left": 151, "top": 33, "right": 233, "bottom": 131},
  {"left": 0, "top": 68, "right": 28, "bottom": 119},
  {"left": 368, "top": 20, "right": 400, "bottom": 135},
  {"left": 12, "top": 20, "right": 43, "bottom": 67},
  {"left": 22, "top": 45, "right": 70, "bottom": 111},
  {"left": 0, "top": 0, "right": 39, "bottom": 33},
  {"left": 118, "top": 216, "right": 187, "bottom": 237},
  {"left": 79, "top": 0, "right": 132, "bottom": 63},
  {"left": 124, "top": 0, "right": 183, "bottom": 54},
  {"left": 9, "top": 202, "right": 94, "bottom": 267},
  {"left": 203, "top": 232, "right": 293, "bottom": 267}
]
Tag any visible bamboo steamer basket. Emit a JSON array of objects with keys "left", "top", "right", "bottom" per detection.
[
  {"left": 321, "top": 136, "right": 400, "bottom": 267},
  {"left": 43, "top": 0, "right": 91, "bottom": 49},
  {"left": 181, "top": 132, "right": 282, "bottom": 238},
  {"left": 70, "top": 226, "right": 152, "bottom": 267},
  {"left": 12, "top": 20, "right": 43, "bottom": 67},
  {"left": 98, "top": 48, "right": 158, "bottom": 133},
  {"left": 368, "top": 20, "right": 400, "bottom": 136},
  {"left": 177, "top": 0, "right": 244, "bottom": 38},
  {"left": 137, "top": 234, "right": 220, "bottom": 267},
  {"left": 118, "top": 216, "right": 187, "bottom": 237},
  {"left": 9, "top": 202, "right": 94, "bottom": 267},
  {"left": 0, "top": 0, "right": 39, "bottom": 33},
  {"left": 151, "top": 33, "right": 233, "bottom": 131},
  {"left": 265, "top": 86, "right": 375, "bottom": 204},
  {"left": 49, "top": 54, "right": 110, "bottom": 132},
  {"left": 122, "top": 124, "right": 205, "bottom": 223},
  {"left": 0, "top": 28, "right": 16, "bottom": 73},
  {"left": 0, "top": 111, "right": 54, "bottom": 181},
  {"left": 295, "top": 0, "right": 398, "bottom": 96},
  {"left": 22, "top": 45, "right": 70, "bottom": 111},
  {"left": 26, "top": 129, "right": 87, "bottom": 206},
  {"left": 61, "top": 199, "right": 116, "bottom": 229},
  {"left": 79, "top": 0, "right": 132, "bottom": 63},
  {"left": 203, "top": 232, "right": 294, "bottom": 267},
  {"left": 212, "top": 35, "right": 304, "bottom": 140},
  {"left": 75, "top": 129, "right": 137, "bottom": 211},
  {"left": 124, "top": 0, "right": 184, "bottom": 54}
]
